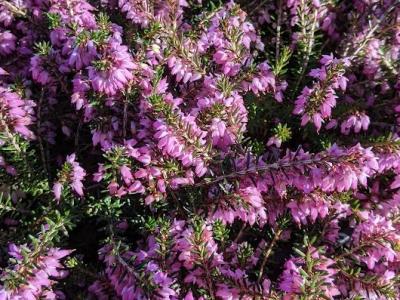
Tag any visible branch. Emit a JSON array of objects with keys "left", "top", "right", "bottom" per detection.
[
  {"left": 195, "top": 154, "right": 338, "bottom": 187},
  {"left": 257, "top": 228, "right": 283, "bottom": 283}
]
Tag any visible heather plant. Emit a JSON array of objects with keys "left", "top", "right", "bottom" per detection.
[{"left": 0, "top": 0, "right": 399, "bottom": 299}]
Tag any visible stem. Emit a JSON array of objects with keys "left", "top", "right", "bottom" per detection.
[
  {"left": 204, "top": 265, "right": 216, "bottom": 300},
  {"left": 0, "top": 1, "right": 26, "bottom": 17},
  {"left": 292, "top": 7, "right": 318, "bottom": 97},
  {"left": 334, "top": 237, "right": 388, "bottom": 261},
  {"left": 1, "top": 118, "right": 35, "bottom": 178},
  {"left": 75, "top": 116, "right": 82, "bottom": 153},
  {"left": 275, "top": 0, "right": 283, "bottom": 62},
  {"left": 195, "top": 154, "right": 341, "bottom": 187},
  {"left": 337, "top": 264, "right": 393, "bottom": 292},
  {"left": 252, "top": 0, "right": 269, "bottom": 14},
  {"left": 234, "top": 223, "right": 246, "bottom": 244},
  {"left": 123, "top": 100, "right": 128, "bottom": 139},
  {"left": 192, "top": 228, "right": 216, "bottom": 299},
  {"left": 257, "top": 228, "right": 283, "bottom": 283},
  {"left": 37, "top": 88, "right": 51, "bottom": 185}
]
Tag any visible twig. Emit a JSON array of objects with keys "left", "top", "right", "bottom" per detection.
[
  {"left": 275, "top": 0, "right": 283, "bottom": 62},
  {"left": 195, "top": 155, "right": 340, "bottom": 187},
  {"left": 233, "top": 223, "right": 246, "bottom": 244},
  {"left": 0, "top": 1, "right": 26, "bottom": 17},
  {"left": 37, "top": 88, "right": 51, "bottom": 185},
  {"left": 252, "top": 0, "right": 269, "bottom": 14},
  {"left": 334, "top": 242, "right": 371, "bottom": 261},
  {"left": 292, "top": 8, "right": 318, "bottom": 97},
  {"left": 257, "top": 228, "right": 283, "bottom": 283},
  {"left": 75, "top": 116, "right": 82, "bottom": 152},
  {"left": 122, "top": 100, "right": 128, "bottom": 139}
]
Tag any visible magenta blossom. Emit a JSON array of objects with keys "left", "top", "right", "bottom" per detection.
[
  {"left": 53, "top": 154, "right": 86, "bottom": 200},
  {"left": 88, "top": 39, "right": 135, "bottom": 96}
]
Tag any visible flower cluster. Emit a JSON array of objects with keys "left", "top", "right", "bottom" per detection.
[
  {"left": 53, "top": 154, "right": 86, "bottom": 201},
  {"left": 293, "top": 55, "right": 350, "bottom": 131},
  {"left": 0, "top": 245, "right": 72, "bottom": 299},
  {"left": 279, "top": 246, "right": 339, "bottom": 298},
  {"left": 0, "top": 87, "right": 35, "bottom": 140},
  {"left": 1, "top": 0, "right": 400, "bottom": 299},
  {"left": 0, "top": 216, "right": 72, "bottom": 300}
]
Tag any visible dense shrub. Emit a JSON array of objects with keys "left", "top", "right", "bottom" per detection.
[{"left": 0, "top": 0, "right": 400, "bottom": 299}]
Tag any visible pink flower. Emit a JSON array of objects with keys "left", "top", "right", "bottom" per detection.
[
  {"left": 293, "top": 56, "right": 350, "bottom": 131},
  {"left": 88, "top": 40, "right": 135, "bottom": 96},
  {"left": 0, "top": 87, "right": 36, "bottom": 139},
  {"left": 55, "top": 154, "right": 86, "bottom": 199},
  {"left": 1, "top": 245, "right": 72, "bottom": 299},
  {"left": 340, "top": 112, "right": 370, "bottom": 135},
  {"left": 120, "top": 165, "right": 133, "bottom": 185},
  {"left": 279, "top": 258, "right": 303, "bottom": 293},
  {"left": 168, "top": 55, "right": 202, "bottom": 83},
  {"left": 66, "top": 154, "right": 86, "bottom": 196},
  {"left": 69, "top": 40, "right": 97, "bottom": 70},
  {"left": 0, "top": 31, "right": 16, "bottom": 56},
  {"left": 30, "top": 56, "right": 52, "bottom": 85},
  {"left": 53, "top": 182, "right": 63, "bottom": 201},
  {"left": 239, "top": 186, "right": 263, "bottom": 208},
  {"left": 288, "top": 193, "right": 330, "bottom": 225}
]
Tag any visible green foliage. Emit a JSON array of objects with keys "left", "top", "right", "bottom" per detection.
[
  {"left": 45, "top": 12, "right": 61, "bottom": 29},
  {"left": 34, "top": 41, "right": 52, "bottom": 56},
  {"left": 273, "top": 46, "right": 292, "bottom": 77},
  {"left": 273, "top": 123, "right": 292, "bottom": 143},
  {"left": 92, "top": 59, "right": 111, "bottom": 71},
  {"left": 0, "top": 193, "right": 14, "bottom": 217},
  {"left": 212, "top": 219, "right": 230, "bottom": 244},
  {"left": 237, "top": 242, "right": 254, "bottom": 267},
  {"left": 86, "top": 195, "right": 126, "bottom": 218},
  {"left": 0, "top": 132, "right": 49, "bottom": 196}
]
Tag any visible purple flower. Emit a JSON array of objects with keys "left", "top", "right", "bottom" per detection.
[
  {"left": 0, "top": 87, "right": 36, "bottom": 139},
  {"left": 352, "top": 212, "right": 399, "bottom": 270},
  {"left": 53, "top": 154, "right": 86, "bottom": 200},
  {"left": 118, "top": 0, "right": 151, "bottom": 27},
  {"left": 1, "top": 245, "right": 72, "bottom": 299},
  {"left": 288, "top": 193, "right": 329, "bottom": 225},
  {"left": 30, "top": 56, "right": 53, "bottom": 85},
  {"left": 52, "top": 182, "right": 63, "bottom": 201},
  {"left": 66, "top": 154, "right": 86, "bottom": 196},
  {"left": 69, "top": 40, "right": 97, "bottom": 70},
  {"left": 340, "top": 112, "right": 370, "bottom": 135},
  {"left": 0, "top": 31, "right": 16, "bottom": 56},
  {"left": 49, "top": 0, "right": 96, "bottom": 29},
  {"left": 293, "top": 55, "right": 350, "bottom": 131},
  {"left": 88, "top": 39, "right": 135, "bottom": 96},
  {"left": 279, "top": 258, "right": 303, "bottom": 293},
  {"left": 168, "top": 55, "right": 202, "bottom": 83}
]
